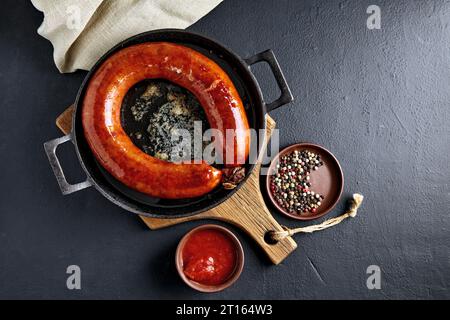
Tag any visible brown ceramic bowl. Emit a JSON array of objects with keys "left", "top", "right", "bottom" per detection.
[
  {"left": 266, "top": 143, "right": 344, "bottom": 220},
  {"left": 175, "top": 224, "right": 244, "bottom": 293}
]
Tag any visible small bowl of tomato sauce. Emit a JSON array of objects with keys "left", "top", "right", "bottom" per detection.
[{"left": 176, "top": 224, "right": 244, "bottom": 292}]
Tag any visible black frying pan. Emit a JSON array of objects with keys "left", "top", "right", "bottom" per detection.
[{"left": 44, "top": 29, "right": 293, "bottom": 218}]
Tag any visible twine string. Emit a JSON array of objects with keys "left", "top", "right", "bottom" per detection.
[{"left": 271, "top": 193, "right": 364, "bottom": 242}]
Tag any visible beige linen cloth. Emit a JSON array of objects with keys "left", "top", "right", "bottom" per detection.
[{"left": 31, "top": 0, "right": 223, "bottom": 73}]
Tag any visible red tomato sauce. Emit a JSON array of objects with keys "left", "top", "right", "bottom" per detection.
[{"left": 182, "top": 229, "right": 237, "bottom": 285}]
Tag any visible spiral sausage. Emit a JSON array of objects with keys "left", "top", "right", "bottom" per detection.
[{"left": 82, "top": 42, "right": 250, "bottom": 199}]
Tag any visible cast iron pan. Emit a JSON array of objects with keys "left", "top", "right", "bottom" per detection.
[{"left": 44, "top": 29, "right": 294, "bottom": 218}]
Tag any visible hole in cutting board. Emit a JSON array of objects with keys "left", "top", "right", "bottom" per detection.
[{"left": 264, "top": 231, "right": 279, "bottom": 245}]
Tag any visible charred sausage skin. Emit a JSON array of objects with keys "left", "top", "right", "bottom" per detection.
[{"left": 82, "top": 42, "right": 250, "bottom": 199}]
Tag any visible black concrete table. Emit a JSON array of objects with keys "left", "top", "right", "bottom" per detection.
[{"left": 0, "top": 0, "right": 448, "bottom": 299}]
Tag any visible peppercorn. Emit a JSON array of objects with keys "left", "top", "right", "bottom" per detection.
[{"left": 270, "top": 149, "right": 325, "bottom": 215}]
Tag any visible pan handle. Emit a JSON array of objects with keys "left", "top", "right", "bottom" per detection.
[
  {"left": 245, "top": 49, "right": 294, "bottom": 112},
  {"left": 43, "top": 133, "right": 93, "bottom": 195}
]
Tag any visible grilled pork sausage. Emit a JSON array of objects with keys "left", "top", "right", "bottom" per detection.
[{"left": 82, "top": 42, "right": 250, "bottom": 199}]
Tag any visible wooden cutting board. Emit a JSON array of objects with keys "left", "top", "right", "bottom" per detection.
[{"left": 56, "top": 105, "right": 297, "bottom": 264}]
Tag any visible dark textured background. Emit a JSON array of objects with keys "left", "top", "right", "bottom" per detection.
[{"left": 0, "top": 0, "right": 449, "bottom": 299}]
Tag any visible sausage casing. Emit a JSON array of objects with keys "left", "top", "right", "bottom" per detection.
[{"left": 82, "top": 42, "right": 250, "bottom": 199}]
